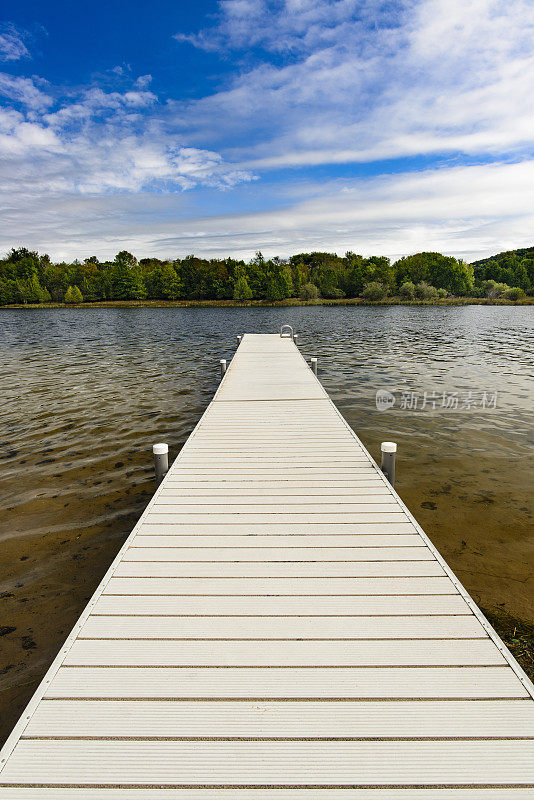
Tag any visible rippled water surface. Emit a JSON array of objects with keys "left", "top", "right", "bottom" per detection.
[{"left": 1, "top": 305, "right": 533, "bottom": 741}]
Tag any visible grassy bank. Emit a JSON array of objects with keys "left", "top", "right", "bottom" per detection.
[{"left": 2, "top": 296, "right": 534, "bottom": 309}]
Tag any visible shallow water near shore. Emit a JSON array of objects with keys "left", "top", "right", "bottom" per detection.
[{"left": 0, "top": 305, "right": 533, "bottom": 743}]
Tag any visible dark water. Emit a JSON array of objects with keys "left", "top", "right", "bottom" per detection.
[{"left": 0, "top": 305, "right": 533, "bottom": 740}]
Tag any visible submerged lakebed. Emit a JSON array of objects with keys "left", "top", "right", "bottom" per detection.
[{"left": 0, "top": 304, "right": 533, "bottom": 743}]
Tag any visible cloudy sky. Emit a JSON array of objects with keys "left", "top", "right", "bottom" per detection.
[{"left": 1, "top": 0, "right": 533, "bottom": 261}]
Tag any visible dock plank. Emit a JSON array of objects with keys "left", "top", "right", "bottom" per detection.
[
  {"left": 44, "top": 665, "right": 530, "bottom": 699},
  {"left": 63, "top": 639, "right": 505, "bottom": 667},
  {"left": 123, "top": 545, "right": 434, "bottom": 560},
  {"left": 103, "top": 575, "right": 458, "bottom": 594},
  {"left": 129, "top": 534, "right": 428, "bottom": 547},
  {"left": 112, "top": 560, "right": 446, "bottom": 578},
  {"left": 79, "top": 614, "right": 487, "bottom": 639},
  {"left": 92, "top": 594, "right": 472, "bottom": 616},
  {"left": 23, "top": 699, "right": 534, "bottom": 738},
  {"left": 3, "top": 740, "right": 534, "bottom": 786}
]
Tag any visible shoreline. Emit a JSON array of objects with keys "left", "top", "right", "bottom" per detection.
[{"left": 2, "top": 296, "right": 533, "bottom": 309}]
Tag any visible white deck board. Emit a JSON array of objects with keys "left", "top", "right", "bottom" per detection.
[
  {"left": 3, "top": 740, "right": 534, "bottom": 786},
  {"left": 112, "top": 560, "right": 446, "bottom": 577},
  {"left": 23, "top": 699, "right": 534, "bottom": 738},
  {"left": 79, "top": 614, "right": 486, "bottom": 639},
  {"left": 129, "top": 534, "right": 427, "bottom": 547},
  {"left": 138, "top": 522, "right": 419, "bottom": 534},
  {"left": 1, "top": 331, "right": 533, "bottom": 795},
  {"left": 154, "top": 494, "right": 395, "bottom": 506},
  {"left": 64, "top": 639, "right": 504, "bottom": 667},
  {"left": 159, "top": 485, "right": 388, "bottom": 494},
  {"left": 145, "top": 513, "right": 410, "bottom": 524},
  {"left": 124, "top": 545, "right": 434, "bottom": 560},
  {"left": 150, "top": 502, "right": 401, "bottom": 512},
  {"left": 92, "top": 593, "right": 472, "bottom": 616},
  {"left": 44, "top": 665, "right": 530, "bottom": 699},
  {"left": 103, "top": 575, "right": 457, "bottom": 594}
]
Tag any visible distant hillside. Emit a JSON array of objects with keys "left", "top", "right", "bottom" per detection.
[
  {"left": 470, "top": 246, "right": 534, "bottom": 292},
  {"left": 471, "top": 246, "right": 534, "bottom": 267}
]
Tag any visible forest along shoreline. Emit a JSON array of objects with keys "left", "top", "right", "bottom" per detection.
[{"left": 1, "top": 246, "right": 533, "bottom": 305}]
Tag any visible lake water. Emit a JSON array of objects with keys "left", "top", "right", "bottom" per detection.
[{"left": 0, "top": 305, "right": 533, "bottom": 742}]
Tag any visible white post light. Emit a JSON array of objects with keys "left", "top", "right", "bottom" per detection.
[
  {"left": 381, "top": 441, "right": 397, "bottom": 486},
  {"left": 153, "top": 442, "right": 169, "bottom": 487}
]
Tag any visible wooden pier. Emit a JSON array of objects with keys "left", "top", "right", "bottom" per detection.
[{"left": 1, "top": 331, "right": 534, "bottom": 796}]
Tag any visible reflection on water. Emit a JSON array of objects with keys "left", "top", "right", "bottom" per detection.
[{"left": 0, "top": 305, "right": 533, "bottom": 741}]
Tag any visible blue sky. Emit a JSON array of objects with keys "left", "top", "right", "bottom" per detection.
[{"left": 1, "top": 0, "right": 534, "bottom": 261}]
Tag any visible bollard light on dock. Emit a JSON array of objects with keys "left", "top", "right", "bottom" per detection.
[
  {"left": 153, "top": 442, "right": 169, "bottom": 487},
  {"left": 310, "top": 357, "right": 318, "bottom": 376},
  {"left": 293, "top": 333, "right": 299, "bottom": 345},
  {"left": 220, "top": 359, "right": 227, "bottom": 380},
  {"left": 236, "top": 335, "right": 242, "bottom": 345},
  {"left": 381, "top": 441, "right": 397, "bottom": 486}
]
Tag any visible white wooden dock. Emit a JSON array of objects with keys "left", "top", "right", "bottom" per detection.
[{"left": 1, "top": 331, "right": 534, "bottom": 797}]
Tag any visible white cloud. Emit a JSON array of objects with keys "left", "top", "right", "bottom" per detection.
[
  {"left": 0, "top": 73, "right": 52, "bottom": 110},
  {"left": 2, "top": 160, "right": 533, "bottom": 262},
  {"left": 175, "top": 0, "right": 400, "bottom": 54},
  {"left": 135, "top": 74, "right": 152, "bottom": 89},
  {"left": 81, "top": 86, "right": 157, "bottom": 109},
  {"left": 172, "top": 0, "right": 534, "bottom": 167},
  {"left": 0, "top": 77, "right": 256, "bottom": 197},
  {"left": 0, "top": 22, "right": 30, "bottom": 62}
]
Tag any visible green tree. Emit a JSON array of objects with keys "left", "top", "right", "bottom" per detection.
[
  {"left": 64, "top": 285, "right": 83, "bottom": 303},
  {"left": 503, "top": 287, "right": 525, "bottom": 301},
  {"left": 300, "top": 282, "right": 318, "bottom": 300},
  {"left": 344, "top": 253, "right": 369, "bottom": 296},
  {"left": 368, "top": 256, "right": 395, "bottom": 289},
  {"left": 110, "top": 251, "right": 146, "bottom": 300},
  {"left": 16, "top": 274, "right": 50, "bottom": 303},
  {"left": 7, "top": 248, "right": 41, "bottom": 281},
  {"left": 362, "top": 282, "right": 387, "bottom": 300},
  {"left": 317, "top": 265, "right": 344, "bottom": 298},
  {"left": 233, "top": 266, "right": 253, "bottom": 300},
  {"left": 291, "top": 264, "right": 305, "bottom": 298},
  {"left": 244, "top": 252, "right": 267, "bottom": 299},
  {"left": 343, "top": 254, "right": 393, "bottom": 296},
  {"left": 427, "top": 257, "right": 473, "bottom": 295},
  {"left": 415, "top": 282, "right": 439, "bottom": 300},
  {"left": 161, "top": 264, "right": 182, "bottom": 300},
  {"left": 0, "top": 279, "right": 17, "bottom": 305},
  {"left": 395, "top": 252, "right": 473, "bottom": 295},
  {"left": 43, "top": 263, "right": 69, "bottom": 301},
  {"left": 394, "top": 253, "right": 430, "bottom": 286},
  {"left": 399, "top": 281, "right": 415, "bottom": 299},
  {"left": 144, "top": 263, "right": 182, "bottom": 300},
  {"left": 482, "top": 280, "right": 509, "bottom": 299},
  {"left": 78, "top": 261, "right": 101, "bottom": 301},
  {"left": 264, "top": 259, "right": 292, "bottom": 301}
]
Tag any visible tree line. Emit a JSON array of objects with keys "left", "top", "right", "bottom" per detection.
[{"left": 1, "top": 247, "right": 532, "bottom": 305}]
